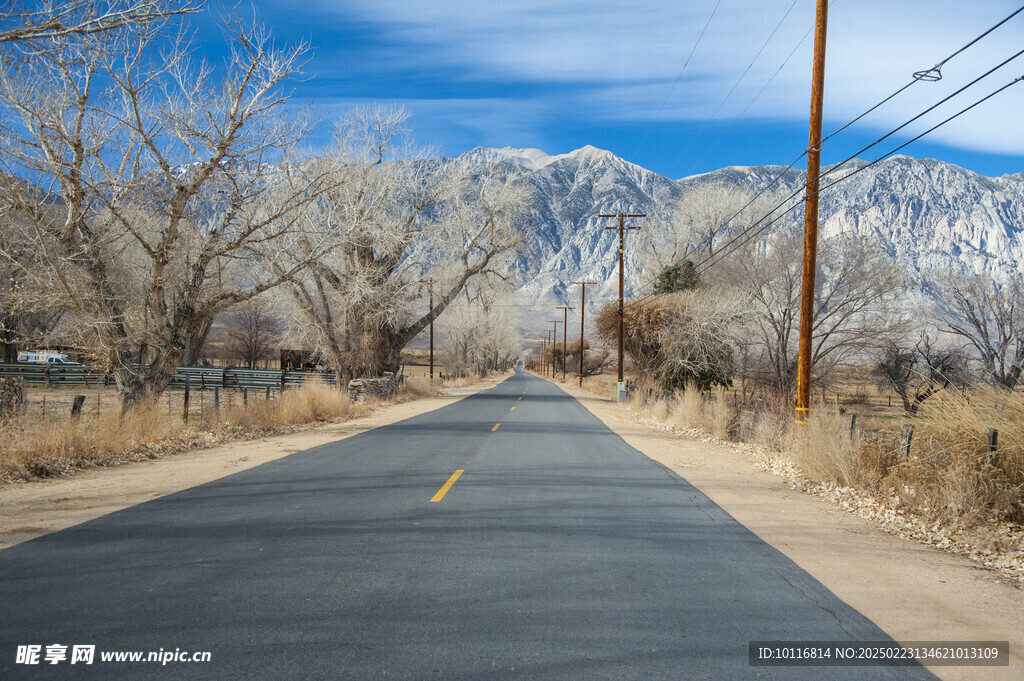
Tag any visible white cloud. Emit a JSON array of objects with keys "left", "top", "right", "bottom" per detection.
[{"left": 312, "top": 0, "right": 1024, "bottom": 156}]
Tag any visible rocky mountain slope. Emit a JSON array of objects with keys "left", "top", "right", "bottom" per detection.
[{"left": 441, "top": 146, "right": 1024, "bottom": 329}]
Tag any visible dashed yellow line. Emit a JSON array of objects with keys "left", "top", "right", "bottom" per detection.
[
  {"left": 430, "top": 470, "right": 464, "bottom": 502},
  {"left": 518, "top": 397, "right": 521, "bottom": 401},
  {"left": 510, "top": 406, "right": 516, "bottom": 411},
  {"left": 492, "top": 423, "right": 501, "bottom": 431}
]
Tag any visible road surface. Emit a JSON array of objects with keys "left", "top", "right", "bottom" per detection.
[{"left": 0, "top": 368, "right": 936, "bottom": 679}]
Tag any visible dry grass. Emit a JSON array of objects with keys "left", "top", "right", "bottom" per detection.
[
  {"left": 401, "top": 376, "right": 436, "bottom": 398},
  {"left": 875, "top": 386, "right": 1024, "bottom": 526},
  {"left": 222, "top": 379, "right": 360, "bottom": 430},
  {"left": 788, "top": 409, "right": 872, "bottom": 488},
  {"left": 439, "top": 374, "right": 484, "bottom": 389},
  {"left": 0, "top": 400, "right": 188, "bottom": 480},
  {"left": 705, "top": 386, "right": 738, "bottom": 441},
  {"left": 671, "top": 387, "right": 704, "bottom": 431},
  {"left": 578, "top": 374, "right": 617, "bottom": 396},
  {"left": 620, "top": 379, "right": 1024, "bottom": 530}
]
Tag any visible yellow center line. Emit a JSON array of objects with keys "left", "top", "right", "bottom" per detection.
[
  {"left": 492, "top": 423, "right": 501, "bottom": 431},
  {"left": 430, "top": 469, "right": 464, "bottom": 502},
  {"left": 510, "top": 406, "right": 516, "bottom": 411},
  {"left": 518, "top": 397, "right": 521, "bottom": 401}
]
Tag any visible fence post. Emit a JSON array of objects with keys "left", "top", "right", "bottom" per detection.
[
  {"left": 265, "top": 386, "right": 271, "bottom": 401},
  {"left": 243, "top": 388, "right": 248, "bottom": 407},
  {"left": 182, "top": 375, "right": 191, "bottom": 422},
  {"left": 849, "top": 413, "right": 857, "bottom": 441},
  {"left": 70, "top": 395, "right": 86, "bottom": 422},
  {"left": 900, "top": 424, "right": 914, "bottom": 459},
  {"left": 985, "top": 428, "right": 999, "bottom": 466},
  {"left": 45, "top": 364, "right": 52, "bottom": 388},
  {"left": 280, "top": 370, "right": 286, "bottom": 392}
]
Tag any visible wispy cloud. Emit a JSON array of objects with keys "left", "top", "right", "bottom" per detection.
[{"left": 254, "top": 0, "right": 1024, "bottom": 165}]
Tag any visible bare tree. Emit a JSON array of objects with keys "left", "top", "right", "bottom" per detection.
[
  {"left": 595, "top": 298, "right": 673, "bottom": 380},
  {"left": 224, "top": 298, "right": 283, "bottom": 369},
  {"left": 640, "top": 183, "right": 788, "bottom": 276},
  {"left": 713, "top": 232, "right": 906, "bottom": 392},
  {"left": 872, "top": 334, "right": 969, "bottom": 413},
  {"left": 280, "top": 105, "right": 532, "bottom": 378},
  {"left": 657, "top": 287, "right": 753, "bottom": 391},
  {"left": 596, "top": 287, "right": 751, "bottom": 391},
  {"left": 939, "top": 272, "right": 1024, "bottom": 389},
  {"left": 562, "top": 339, "right": 611, "bottom": 378},
  {"left": 438, "top": 291, "right": 521, "bottom": 377},
  {"left": 0, "top": 1, "right": 199, "bottom": 44},
  {"left": 0, "top": 10, "right": 335, "bottom": 408}
]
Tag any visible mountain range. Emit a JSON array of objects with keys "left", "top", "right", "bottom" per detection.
[{"left": 441, "top": 145, "right": 1024, "bottom": 333}]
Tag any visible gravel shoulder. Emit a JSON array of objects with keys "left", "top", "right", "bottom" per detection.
[{"left": 548, "top": 376, "right": 1022, "bottom": 681}]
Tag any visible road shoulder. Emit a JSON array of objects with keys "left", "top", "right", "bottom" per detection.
[{"left": 550, "top": 376, "right": 1022, "bottom": 681}]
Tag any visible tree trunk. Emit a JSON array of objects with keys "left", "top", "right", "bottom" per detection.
[
  {"left": 1, "top": 318, "right": 17, "bottom": 364},
  {"left": 117, "top": 348, "right": 182, "bottom": 414},
  {"left": 182, "top": 319, "right": 213, "bottom": 367},
  {"left": 372, "top": 329, "right": 404, "bottom": 376}
]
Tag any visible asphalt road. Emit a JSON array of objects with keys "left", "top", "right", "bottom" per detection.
[{"left": 0, "top": 368, "right": 937, "bottom": 680}]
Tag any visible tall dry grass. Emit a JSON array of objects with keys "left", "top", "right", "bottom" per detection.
[
  {"left": 788, "top": 409, "right": 872, "bottom": 488},
  {"left": 705, "top": 386, "right": 738, "bottom": 441},
  {"left": 0, "top": 399, "right": 186, "bottom": 480},
  {"left": 876, "top": 386, "right": 1024, "bottom": 525},
  {"left": 401, "top": 376, "right": 435, "bottom": 398},
  {"left": 671, "top": 387, "right": 704, "bottom": 431},
  {"left": 222, "top": 379, "right": 357, "bottom": 429}
]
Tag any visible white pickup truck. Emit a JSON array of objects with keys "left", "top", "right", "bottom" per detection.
[{"left": 16, "top": 351, "right": 81, "bottom": 365}]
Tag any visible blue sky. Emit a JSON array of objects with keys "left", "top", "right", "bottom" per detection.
[{"left": 196, "top": 1, "right": 1024, "bottom": 179}]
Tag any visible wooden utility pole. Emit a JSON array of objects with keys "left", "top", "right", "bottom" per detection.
[
  {"left": 557, "top": 306, "right": 574, "bottom": 380},
  {"left": 545, "top": 331, "right": 551, "bottom": 376},
  {"left": 796, "top": 0, "right": 828, "bottom": 424},
  {"left": 551, "top": 320, "right": 560, "bottom": 378},
  {"left": 571, "top": 281, "right": 597, "bottom": 387},
  {"left": 600, "top": 212, "right": 645, "bottom": 401},
  {"left": 428, "top": 283, "right": 435, "bottom": 382}
]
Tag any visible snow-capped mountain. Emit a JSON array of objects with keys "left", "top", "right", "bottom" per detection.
[{"left": 441, "top": 146, "right": 1024, "bottom": 329}]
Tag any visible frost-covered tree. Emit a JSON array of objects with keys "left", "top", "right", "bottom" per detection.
[
  {"left": 279, "top": 106, "right": 532, "bottom": 378},
  {"left": 0, "top": 9, "right": 334, "bottom": 408},
  {"left": 438, "top": 292, "right": 521, "bottom": 377},
  {"left": 939, "top": 272, "right": 1024, "bottom": 389},
  {"left": 713, "top": 232, "right": 905, "bottom": 392}
]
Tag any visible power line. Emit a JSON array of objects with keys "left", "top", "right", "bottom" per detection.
[
  {"left": 632, "top": 0, "right": 724, "bottom": 161},
  {"left": 668, "top": 0, "right": 801, "bottom": 174},
  {"left": 678, "top": 2, "right": 1024, "bottom": 262},
  {"left": 688, "top": 43, "right": 1024, "bottom": 278},
  {"left": 623, "top": 70, "right": 1024, "bottom": 310},
  {"left": 821, "top": 3, "right": 1024, "bottom": 145},
  {"left": 684, "top": 9, "right": 821, "bottom": 177},
  {"left": 693, "top": 73, "right": 1024, "bottom": 275}
]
